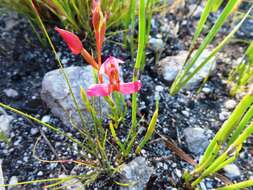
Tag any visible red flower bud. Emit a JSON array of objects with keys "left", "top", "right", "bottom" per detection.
[{"left": 55, "top": 27, "right": 83, "bottom": 55}]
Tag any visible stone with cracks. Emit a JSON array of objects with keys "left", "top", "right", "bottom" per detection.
[
  {"left": 119, "top": 157, "right": 154, "bottom": 190},
  {"left": 41, "top": 66, "right": 107, "bottom": 127}
]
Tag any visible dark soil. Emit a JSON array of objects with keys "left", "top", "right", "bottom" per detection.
[{"left": 0, "top": 2, "right": 253, "bottom": 190}]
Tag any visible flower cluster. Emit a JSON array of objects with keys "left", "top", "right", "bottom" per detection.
[{"left": 55, "top": 0, "right": 141, "bottom": 97}]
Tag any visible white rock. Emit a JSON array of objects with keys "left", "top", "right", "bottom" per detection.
[
  {"left": 30, "top": 128, "right": 39, "bottom": 135},
  {"left": 155, "top": 85, "right": 164, "bottom": 92},
  {"left": 219, "top": 111, "right": 230, "bottom": 121},
  {"left": 156, "top": 50, "right": 216, "bottom": 89},
  {"left": 3, "top": 89, "right": 19, "bottom": 98},
  {"left": 119, "top": 157, "right": 154, "bottom": 190},
  {"left": 0, "top": 114, "right": 14, "bottom": 136},
  {"left": 224, "top": 164, "right": 241, "bottom": 178},
  {"left": 41, "top": 115, "right": 51, "bottom": 123},
  {"left": 224, "top": 99, "right": 237, "bottom": 110},
  {"left": 37, "top": 171, "right": 43, "bottom": 176},
  {"left": 149, "top": 38, "right": 164, "bottom": 50}
]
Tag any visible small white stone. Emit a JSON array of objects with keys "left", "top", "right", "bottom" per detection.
[
  {"left": 182, "top": 110, "right": 190, "bottom": 117},
  {"left": 202, "top": 87, "right": 211, "bottom": 94},
  {"left": 37, "top": 171, "right": 43, "bottom": 176},
  {"left": 41, "top": 115, "right": 50, "bottom": 123},
  {"left": 224, "top": 99, "right": 237, "bottom": 110},
  {"left": 149, "top": 38, "right": 164, "bottom": 50},
  {"left": 30, "top": 128, "right": 39, "bottom": 135},
  {"left": 3, "top": 88, "right": 19, "bottom": 98},
  {"left": 155, "top": 85, "right": 164, "bottom": 92},
  {"left": 224, "top": 164, "right": 241, "bottom": 178},
  {"left": 175, "top": 169, "right": 182, "bottom": 177},
  {"left": 219, "top": 111, "right": 230, "bottom": 121}
]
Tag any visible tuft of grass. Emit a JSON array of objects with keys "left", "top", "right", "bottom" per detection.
[{"left": 170, "top": 0, "right": 252, "bottom": 95}]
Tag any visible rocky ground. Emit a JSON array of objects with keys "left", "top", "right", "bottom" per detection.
[{"left": 0, "top": 1, "right": 253, "bottom": 190}]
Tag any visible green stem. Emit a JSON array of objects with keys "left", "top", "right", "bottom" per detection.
[
  {"left": 215, "top": 180, "right": 253, "bottom": 190},
  {"left": 193, "top": 94, "right": 253, "bottom": 175}
]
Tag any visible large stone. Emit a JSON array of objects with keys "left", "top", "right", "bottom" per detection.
[
  {"left": 156, "top": 50, "right": 215, "bottom": 89},
  {"left": 41, "top": 66, "right": 107, "bottom": 127},
  {"left": 183, "top": 127, "right": 213, "bottom": 155},
  {"left": 119, "top": 157, "right": 154, "bottom": 190}
]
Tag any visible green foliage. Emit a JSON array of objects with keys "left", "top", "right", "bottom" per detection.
[
  {"left": 0, "top": 131, "right": 9, "bottom": 144},
  {"left": 229, "top": 41, "right": 253, "bottom": 95},
  {"left": 184, "top": 93, "right": 253, "bottom": 188},
  {"left": 0, "top": 0, "right": 158, "bottom": 188},
  {"left": 170, "top": 0, "right": 252, "bottom": 95}
]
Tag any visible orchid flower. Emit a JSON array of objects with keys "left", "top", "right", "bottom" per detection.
[
  {"left": 92, "top": 0, "right": 106, "bottom": 67},
  {"left": 55, "top": 27, "right": 99, "bottom": 70},
  {"left": 87, "top": 56, "right": 142, "bottom": 96}
]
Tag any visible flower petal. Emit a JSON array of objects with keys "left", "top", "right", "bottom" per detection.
[
  {"left": 119, "top": 80, "right": 142, "bottom": 94},
  {"left": 87, "top": 83, "right": 110, "bottom": 96},
  {"left": 100, "top": 56, "right": 124, "bottom": 76},
  {"left": 55, "top": 27, "right": 83, "bottom": 55}
]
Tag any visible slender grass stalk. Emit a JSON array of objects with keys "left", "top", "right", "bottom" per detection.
[
  {"left": 229, "top": 41, "right": 253, "bottom": 95},
  {"left": 192, "top": 94, "right": 253, "bottom": 175},
  {"left": 0, "top": 102, "right": 96, "bottom": 156},
  {"left": 129, "top": 0, "right": 136, "bottom": 59},
  {"left": 228, "top": 105, "right": 253, "bottom": 145},
  {"left": 109, "top": 122, "right": 125, "bottom": 152},
  {"left": 0, "top": 176, "right": 78, "bottom": 187},
  {"left": 192, "top": 119, "right": 253, "bottom": 187},
  {"left": 29, "top": 0, "right": 89, "bottom": 133},
  {"left": 179, "top": 6, "right": 252, "bottom": 89},
  {"left": 124, "top": 0, "right": 146, "bottom": 156},
  {"left": 190, "top": 0, "right": 213, "bottom": 50},
  {"left": 135, "top": 99, "right": 158, "bottom": 154},
  {"left": 215, "top": 179, "right": 253, "bottom": 190},
  {"left": 170, "top": 0, "right": 243, "bottom": 95}
]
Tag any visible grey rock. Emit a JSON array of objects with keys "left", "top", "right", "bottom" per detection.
[
  {"left": 183, "top": 127, "right": 213, "bottom": 155},
  {"left": 119, "top": 157, "right": 154, "bottom": 190},
  {"left": 41, "top": 66, "right": 107, "bottom": 127},
  {"left": 3, "top": 88, "right": 19, "bottom": 99},
  {"left": 0, "top": 114, "right": 14, "bottom": 137},
  {"left": 156, "top": 50, "right": 215, "bottom": 89},
  {"left": 223, "top": 164, "right": 241, "bottom": 178}
]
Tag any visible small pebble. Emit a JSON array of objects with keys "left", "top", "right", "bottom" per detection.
[
  {"left": 37, "top": 171, "right": 43, "bottom": 176},
  {"left": 224, "top": 164, "right": 241, "bottom": 178},
  {"left": 224, "top": 99, "right": 237, "bottom": 110},
  {"left": 3, "top": 88, "right": 19, "bottom": 98},
  {"left": 41, "top": 115, "right": 50, "bottom": 123},
  {"left": 30, "top": 128, "right": 39, "bottom": 135}
]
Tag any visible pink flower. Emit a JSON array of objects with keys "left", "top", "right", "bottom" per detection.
[
  {"left": 87, "top": 56, "right": 142, "bottom": 96},
  {"left": 87, "top": 81, "right": 142, "bottom": 96},
  {"left": 55, "top": 27, "right": 83, "bottom": 55},
  {"left": 98, "top": 56, "right": 123, "bottom": 83}
]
